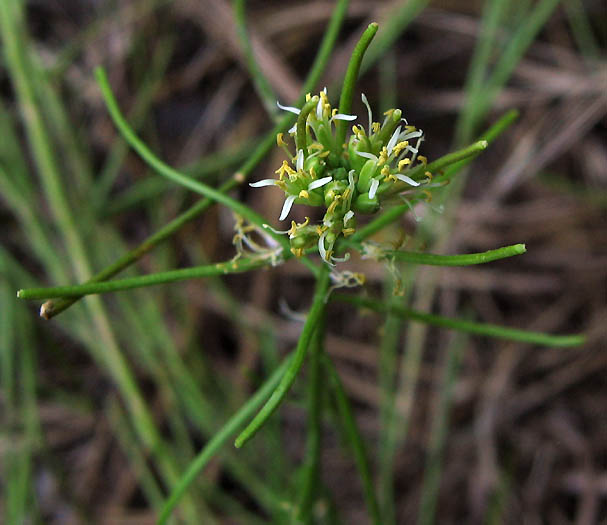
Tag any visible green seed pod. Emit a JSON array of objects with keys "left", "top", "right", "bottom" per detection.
[
  {"left": 356, "top": 159, "right": 379, "bottom": 194},
  {"left": 332, "top": 167, "right": 348, "bottom": 181},
  {"left": 348, "top": 137, "right": 367, "bottom": 173},
  {"left": 290, "top": 231, "right": 316, "bottom": 249},
  {"left": 324, "top": 180, "right": 347, "bottom": 207},
  {"left": 353, "top": 193, "right": 380, "bottom": 214},
  {"left": 304, "top": 156, "right": 326, "bottom": 178}
]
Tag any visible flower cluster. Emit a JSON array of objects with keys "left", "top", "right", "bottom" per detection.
[{"left": 250, "top": 90, "right": 434, "bottom": 265}]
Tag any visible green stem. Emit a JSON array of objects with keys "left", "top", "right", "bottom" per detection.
[
  {"left": 380, "top": 140, "right": 488, "bottom": 197},
  {"left": 17, "top": 257, "right": 267, "bottom": 300},
  {"left": 334, "top": 295, "right": 586, "bottom": 348},
  {"left": 43, "top": 0, "right": 350, "bottom": 319},
  {"left": 96, "top": 67, "right": 282, "bottom": 242},
  {"left": 323, "top": 354, "right": 382, "bottom": 525},
  {"left": 386, "top": 244, "right": 526, "bottom": 266},
  {"left": 157, "top": 354, "right": 294, "bottom": 525},
  {"left": 234, "top": 265, "right": 331, "bottom": 448},
  {"left": 296, "top": 96, "right": 320, "bottom": 154},
  {"left": 335, "top": 23, "right": 379, "bottom": 150},
  {"left": 296, "top": 320, "right": 326, "bottom": 522}
]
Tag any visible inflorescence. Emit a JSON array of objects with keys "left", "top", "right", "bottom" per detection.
[{"left": 250, "top": 90, "right": 438, "bottom": 265}]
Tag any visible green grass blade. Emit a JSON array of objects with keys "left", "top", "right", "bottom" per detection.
[{"left": 158, "top": 353, "right": 294, "bottom": 524}]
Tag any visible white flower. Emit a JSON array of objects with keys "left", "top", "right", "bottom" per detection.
[{"left": 249, "top": 179, "right": 281, "bottom": 188}]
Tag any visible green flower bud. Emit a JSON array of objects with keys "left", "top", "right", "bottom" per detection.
[
  {"left": 324, "top": 180, "right": 347, "bottom": 207},
  {"left": 356, "top": 159, "right": 379, "bottom": 193},
  {"left": 353, "top": 193, "right": 380, "bottom": 214}
]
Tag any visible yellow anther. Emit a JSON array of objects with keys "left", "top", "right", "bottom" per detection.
[
  {"left": 275, "top": 160, "right": 295, "bottom": 179},
  {"left": 309, "top": 143, "right": 324, "bottom": 150},
  {"left": 424, "top": 171, "right": 433, "bottom": 180},
  {"left": 378, "top": 147, "right": 388, "bottom": 166},
  {"left": 288, "top": 221, "right": 298, "bottom": 237},
  {"left": 342, "top": 188, "right": 351, "bottom": 200},
  {"left": 325, "top": 249, "right": 334, "bottom": 261},
  {"left": 398, "top": 158, "right": 411, "bottom": 171},
  {"left": 417, "top": 155, "right": 428, "bottom": 165},
  {"left": 315, "top": 225, "right": 327, "bottom": 236},
  {"left": 381, "top": 165, "right": 391, "bottom": 177},
  {"left": 352, "top": 124, "right": 360, "bottom": 135},
  {"left": 355, "top": 273, "right": 366, "bottom": 285},
  {"left": 342, "top": 228, "right": 356, "bottom": 237},
  {"left": 299, "top": 190, "right": 310, "bottom": 199},
  {"left": 385, "top": 174, "right": 398, "bottom": 183},
  {"left": 332, "top": 108, "right": 338, "bottom": 117},
  {"left": 327, "top": 198, "right": 340, "bottom": 214},
  {"left": 276, "top": 133, "right": 287, "bottom": 147},
  {"left": 290, "top": 247, "right": 304, "bottom": 258},
  {"left": 372, "top": 122, "right": 381, "bottom": 134},
  {"left": 300, "top": 217, "right": 310, "bottom": 228},
  {"left": 383, "top": 109, "right": 394, "bottom": 116},
  {"left": 319, "top": 150, "right": 330, "bottom": 158},
  {"left": 405, "top": 125, "right": 416, "bottom": 132},
  {"left": 392, "top": 140, "right": 409, "bottom": 156},
  {"left": 422, "top": 190, "right": 432, "bottom": 202},
  {"left": 305, "top": 93, "right": 311, "bottom": 101}
]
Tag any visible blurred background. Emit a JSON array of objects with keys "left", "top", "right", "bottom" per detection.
[{"left": 1, "top": 0, "right": 606, "bottom": 523}]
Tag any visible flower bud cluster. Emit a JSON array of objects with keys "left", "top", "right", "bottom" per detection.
[{"left": 250, "top": 90, "right": 433, "bottom": 265}]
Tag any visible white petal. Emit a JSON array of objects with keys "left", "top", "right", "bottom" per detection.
[
  {"left": 331, "top": 253, "right": 350, "bottom": 263},
  {"left": 355, "top": 151, "right": 378, "bottom": 161},
  {"left": 399, "top": 130, "right": 423, "bottom": 141},
  {"left": 343, "top": 210, "right": 354, "bottom": 226},
  {"left": 277, "top": 101, "right": 300, "bottom": 114},
  {"left": 279, "top": 195, "right": 296, "bottom": 221},
  {"left": 316, "top": 97, "right": 323, "bottom": 120},
  {"left": 361, "top": 93, "right": 372, "bottom": 134},
  {"left": 318, "top": 230, "right": 328, "bottom": 261},
  {"left": 406, "top": 145, "right": 418, "bottom": 155},
  {"left": 322, "top": 86, "right": 327, "bottom": 94},
  {"left": 249, "top": 179, "right": 278, "bottom": 187},
  {"left": 308, "top": 176, "right": 332, "bottom": 190},
  {"left": 331, "top": 113, "right": 357, "bottom": 122},
  {"left": 348, "top": 170, "right": 355, "bottom": 187},
  {"left": 368, "top": 178, "right": 380, "bottom": 199},
  {"left": 288, "top": 123, "right": 297, "bottom": 134},
  {"left": 387, "top": 125, "right": 402, "bottom": 156},
  {"left": 296, "top": 149, "right": 304, "bottom": 172},
  {"left": 395, "top": 174, "right": 420, "bottom": 186}
]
